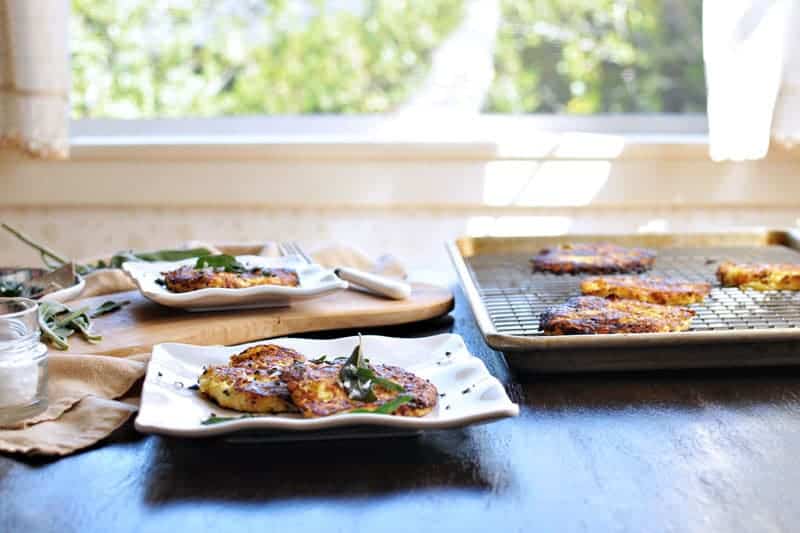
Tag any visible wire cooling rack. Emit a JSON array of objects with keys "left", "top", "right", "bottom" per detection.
[{"left": 465, "top": 246, "right": 800, "bottom": 337}]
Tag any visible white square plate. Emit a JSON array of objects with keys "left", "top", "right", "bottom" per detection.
[
  {"left": 123, "top": 255, "right": 348, "bottom": 311},
  {"left": 135, "top": 334, "right": 519, "bottom": 438}
]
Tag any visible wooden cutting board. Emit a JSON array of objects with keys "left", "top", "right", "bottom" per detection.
[{"left": 62, "top": 283, "right": 453, "bottom": 356}]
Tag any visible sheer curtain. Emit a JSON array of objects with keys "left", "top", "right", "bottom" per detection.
[
  {"left": 0, "top": 0, "right": 69, "bottom": 159},
  {"left": 704, "top": 0, "right": 800, "bottom": 161}
]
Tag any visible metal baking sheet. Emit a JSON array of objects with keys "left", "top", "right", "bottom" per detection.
[{"left": 447, "top": 230, "right": 800, "bottom": 372}]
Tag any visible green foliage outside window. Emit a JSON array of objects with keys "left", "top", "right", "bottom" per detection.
[
  {"left": 71, "top": 0, "right": 465, "bottom": 117},
  {"left": 71, "top": 0, "right": 705, "bottom": 118},
  {"left": 486, "top": 0, "right": 705, "bottom": 113}
]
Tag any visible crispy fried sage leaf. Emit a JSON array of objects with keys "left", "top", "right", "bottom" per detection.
[
  {"left": 201, "top": 414, "right": 260, "bottom": 425},
  {"left": 339, "top": 335, "right": 405, "bottom": 402},
  {"left": 194, "top": 254, "right": 246, "bottom": 273},
  {"left": 350, "top": 394, "right": 414, "bottom": 414},
  {"left": 339, "top": 335, "right": 377, "bottom": 402}
]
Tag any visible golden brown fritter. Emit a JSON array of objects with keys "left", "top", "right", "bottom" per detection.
[
  {"left": 531, "top": 243, "right": 656, "bottom": 275},
  {"left": 198, "top": 344, "right": 305, "bottom": 413},
  {"left": 229, "top": 344, "right": 305, "bottom": 370},
  {"left": 281, "top": 361, "right": 438, "bottom": 418},
  {"left": 580, "top": 276, "right": 711, "bottom": 305},
  {"left": 716, "top": 262, "right": 800, "bottom": 291},
  {"left": 198, "top": 366, "right": 295, "bottom": 414},
  {"left": 163, "top": 265, "right": 299, "bottom": 293},
  {"left": 540, "top": 295, "right": 695, "bottom": 335}
]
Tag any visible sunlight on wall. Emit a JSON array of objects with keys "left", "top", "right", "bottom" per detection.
[
  {"left": 637, "top": 218, "right": 669, "bottom": 233},
  {"left": 482, "top": 160, "right": 611, "bottom": 207},
  {"left": 466, "top": 215, "right": 572, "bottom": 237},
  {"left": 517, "top": 161, "right": 611, "bottom": 206},
  {"left": 482, "top": 162, "right": 537, "bottom": 205}
]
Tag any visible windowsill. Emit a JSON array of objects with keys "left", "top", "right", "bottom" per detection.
[
  {"left": 65, "top": 114, "right": 799, "bottom": 162},
  {"left": 69, "top": 133, "right": 710, "bottom": 161},
  {"left": 68, "top": 114, "right": 717, "bottom": 161}
]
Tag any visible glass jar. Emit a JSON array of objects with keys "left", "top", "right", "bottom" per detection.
[{"left": 0, "top": 298, "right": 48, "bottom": 425}]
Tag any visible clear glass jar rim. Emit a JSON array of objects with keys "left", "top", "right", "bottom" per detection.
[{"left": 0, "top": 297, "right": 39, "bottom": 320}]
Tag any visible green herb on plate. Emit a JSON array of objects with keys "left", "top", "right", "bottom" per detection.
[
  {"left": 350, "top": 395, "right": 414, "bottom": 415},
  {"left": 338, "top": 334, "right": 405, "bottom": 402},
  {"left": 201, "top": 413, "right": 261, "bottom": 425},
  {"left": 194, "top": 254, "right": 246, "bottom": 273},
  {"left": 0, "top": 279, "right": 25, "bottom": 297}
]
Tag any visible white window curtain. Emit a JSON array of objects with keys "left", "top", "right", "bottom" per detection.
[
  {"left": 704, "top": 0, "right": 800, "bottom": 161},
  {"left": 0, "top": 0, "right": 69, "bottom": 159}
]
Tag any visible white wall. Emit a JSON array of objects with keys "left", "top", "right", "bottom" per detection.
[{"left": 1, "top": 139, "right": 799, "bottom": 270}]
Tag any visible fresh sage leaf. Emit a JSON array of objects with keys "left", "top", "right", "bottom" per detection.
[
  {"left": 54, "top": 307, "right": 90, "bottom": 328},
  {"left": 70, "top": 316, "right": 102, "bottom": 344},
  {"left": 90, "top": 300, "right": 131, "bottom": 318},
  {"left": 1, "top": 223, "right": 212, "bottom": 274},
  {"left": 37, "top": 301, "right": 102, "bottom": 349},
  {"left": 106, "top": 248, "right": 213, "bottom": 269}
]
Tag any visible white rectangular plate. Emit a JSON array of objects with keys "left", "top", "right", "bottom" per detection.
[
  {"left": 135, "top": 334, "right": 519, "bottom": 438},
  {"left": 123, "top": 255, "right": 348, "bottom": 311}
]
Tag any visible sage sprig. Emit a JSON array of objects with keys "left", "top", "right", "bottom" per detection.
[
  {"left": 338, "top": 335, "right": 406, "bottom": 402},
  {"left": 38, "top": 301, "right": 102, "bottom": 350},
  {"left": 2, "top": 222, "right": 212, "bottom": 274},
  {"left": 339, "top": 335, "right": 377, "bottom": 402}
]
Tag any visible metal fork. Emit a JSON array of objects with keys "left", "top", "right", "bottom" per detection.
[{"left": 279, "top": 241, "right": 411, "bottom": 300}]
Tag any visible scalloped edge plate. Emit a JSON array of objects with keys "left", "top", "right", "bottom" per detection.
[
  {"left": 123, "top": 255, "right": 348, "bottom": 311},
  {"left": 135, "top": 334, "right": 519, "bottom": 438}
]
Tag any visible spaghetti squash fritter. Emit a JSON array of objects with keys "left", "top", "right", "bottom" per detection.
[
  {"left": 531, "top": 243, "right": 656, "bottom": 275},
  {"left": 198, "top": 365, "right": 295, "bottom": 414},
  {"left": 581, "top": 276, "right": 711, "bottom": 305},
  {"left": 540, "top": 296, "right": 695, "bottom": 335},
  {"left": 281, "top": 361, "right": 438, "bottom": 418},
  {"left": 229, "top": 344, "right": 305, "bottom": 370},
  {"left": 198, "top": 343, "right": 305, "bottom": 414},
  {"left": 716, "top": 262, "right": 800, "bottom": 291},
  {"left": 196, "top": 340, "right": 438, "bottom": 419},
  {"left": 162, "top": 265, "right": 299, "bottom": 293}
]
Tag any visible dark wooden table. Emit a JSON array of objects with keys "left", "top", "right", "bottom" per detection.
[{"left": 3, "top": 286, "right": 800, "bottom": 533}]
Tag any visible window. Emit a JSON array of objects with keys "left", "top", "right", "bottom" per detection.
[
  {"left": 487, "top": 0, "right": 705, "bottom": 114},
  {"left": 71, "top": 0, "right": 705, "bottom": 120}
]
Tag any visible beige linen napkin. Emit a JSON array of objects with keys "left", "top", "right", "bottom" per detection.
[
  {"left": 0, "top": 353, "right": 146, "bottom": 455},
  {"left": 0, "top": 242, "right": 405, "bottom": 456}
]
